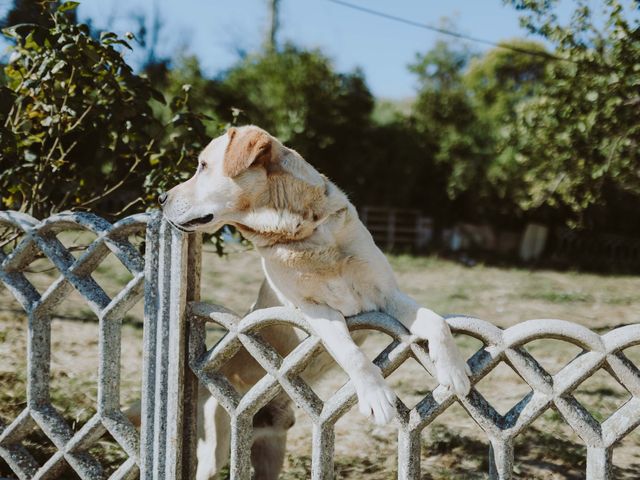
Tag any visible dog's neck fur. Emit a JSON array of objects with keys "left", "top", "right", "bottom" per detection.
[
  {"left": 231, "top": 151, "right": 348, "bottom": 248},
  {"left": 234, "top": 211, "right": 319, "bottom": 247},
  {"left": 233, "top": 182, "right": 347, "bottom": 248}
]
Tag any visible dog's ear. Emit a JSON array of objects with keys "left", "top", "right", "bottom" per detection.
[{"left": 223, "top": 127, "right": 274, "bottom": 177}]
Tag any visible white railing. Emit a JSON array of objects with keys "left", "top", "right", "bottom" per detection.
[{"left": 0, "top": 210, "right": 639, "bottom": 480}]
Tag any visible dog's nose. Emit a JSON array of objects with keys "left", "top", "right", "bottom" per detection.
[{"left": 158, "top": 192, "right": 168, "bottom": 206}]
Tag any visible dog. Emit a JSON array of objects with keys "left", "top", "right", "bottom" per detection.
[{"left": 160, "top": 125, "right": 471, "bottom": 479}]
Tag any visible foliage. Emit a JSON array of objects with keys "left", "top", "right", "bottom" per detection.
[
  {"left": 1, "top": 0, "right": 638, "bottom": 239},
  {"left": 206, "top": 46, "right": 464, "bottom": 216},
  {"left": 464, "top": 39, "right": 549, "bottom": 126},
  {"left": 463, "top": 39, "right": 550, "bottom": 220},
  {"left": 409, "top": 41, "right": 495, "bottom": 221},
  {"left": 2, "top": 0, "right": 76, "bottom": 29},
  {"left": 503, "top": 0, "right": 640, "bottom": 229},
  {"left": 0, "top": 1, "right": 219, "bottom": 218},
  {"left": 146, "top": 50, "right": 444, "bottom": 216},
  {"left": 410, "top": 10, "right": 640, "bottom": 231}
]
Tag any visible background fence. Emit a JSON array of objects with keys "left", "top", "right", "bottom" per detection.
[
  {"left": 553, "top": 227, "right": 640, "bottom": 271},
  {"left": 360, "top": 206, "right": 640, "bottom": 272},
  {"left": 0, "top": 210, "right": 639, "bottom": 479},
  {"left": 359, "top": 207, "right": 429, "bottom": 251}
]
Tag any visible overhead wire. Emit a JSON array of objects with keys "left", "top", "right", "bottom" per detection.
[{"left": 324, "top": 0, "right": 570, "bottom": 62}]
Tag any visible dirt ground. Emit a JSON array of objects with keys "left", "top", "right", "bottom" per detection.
[{"left": 1, "top": 241, "right": 640, "bottom": 479}]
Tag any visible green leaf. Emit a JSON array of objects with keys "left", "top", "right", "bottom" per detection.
[
  {"left": 51, "top": 60, "right": 66, "bottom": 75},
  {"left": 150, "top": 88, "right": 166, "bottom": 105},
  {"left": 58, "top": 2, "right": 80, "bottom": 13},
  {"left": 100, "top": 31, "right": 118, "bottom": 41}
]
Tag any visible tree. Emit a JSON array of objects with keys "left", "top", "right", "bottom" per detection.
[
  {"left": 464, "top": 39, "right": 549, "bottom": 126},
  {"left": 0, "top": 1, "right": 218, "bottom": 218},
  {"left": 463, "top": 40, "right": 550, "bottom": 221},
  {"left": 2, "top": 0, "right": 76, "bottom": 29},
  {"left": 504, "top": 0, "right": 640, "bottom": 231},
  {"left": 409, "top": 41, "right": 495, "bottom": 222},
  {"left": 156, "top": 49, "right": 446, "bottom": 214}
]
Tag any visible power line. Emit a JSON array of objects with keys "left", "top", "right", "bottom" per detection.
[{"left": 324, "top": 0, "right": 569, "bottom": 62}]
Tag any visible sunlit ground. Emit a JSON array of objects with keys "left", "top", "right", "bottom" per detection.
[{"left": 1, "top": 242, "right": 639, "bottom": 478}]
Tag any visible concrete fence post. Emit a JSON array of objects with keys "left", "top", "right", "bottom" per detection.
[
  {"left": 488, "top": 438, "right": 514, "bottom": 480},
  {"left": 140, "top": 218, "right": 201, "bottom": 480},
  {"left": 586, "top": 447, "right": 612, "bottom": 480}
]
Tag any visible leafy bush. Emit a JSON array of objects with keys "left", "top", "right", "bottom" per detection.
[
  {"left": 503, "top": 0, "right": 640, "bottom": 230},
  {"left": 0, "top": 1, "right": 220, "bottom": 218}
]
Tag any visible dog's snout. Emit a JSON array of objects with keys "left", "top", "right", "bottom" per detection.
[{"left": 158, "top": 192, "right": 168, "bottom": 206}]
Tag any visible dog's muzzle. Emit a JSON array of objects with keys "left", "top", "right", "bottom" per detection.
[{"left": 182, "top": 214, "right": 214, "bottom": 228}]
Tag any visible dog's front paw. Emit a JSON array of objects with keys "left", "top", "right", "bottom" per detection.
[
  {"left": 352, "top": 366, "right": 397, "bottom": 425},
  {"left": 431, "top": 340, "right": 471, "bottom": 396}
]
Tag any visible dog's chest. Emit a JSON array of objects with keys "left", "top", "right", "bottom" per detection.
[{"left": 261, "top": 246, "right": 389, "bottom": 317}]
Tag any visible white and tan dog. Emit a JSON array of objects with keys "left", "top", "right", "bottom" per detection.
[{"left": 160, "top": 125, "right": 471, "bottom": 479}]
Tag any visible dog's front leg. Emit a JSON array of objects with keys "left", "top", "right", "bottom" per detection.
[
  {"left": 196, "top": 391, "right": 230, "bottom": 480},
  {"left": 300, "top": 303, "right": 397, "bottom": 425},
  {"left": 387, "top": 292, "right": 471, "bottom": 396}
]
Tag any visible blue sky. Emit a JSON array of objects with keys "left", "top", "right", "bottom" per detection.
[
  {"left": 3, "top": 0, "right": 577, "bottom": 98},
  {"left": 74, "top": 0, "right": 563, "bottom": 98}
]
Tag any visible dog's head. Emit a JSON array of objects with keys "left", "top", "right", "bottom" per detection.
[{"left": 161, "top": 125, "right": 327, "bottom": 237}]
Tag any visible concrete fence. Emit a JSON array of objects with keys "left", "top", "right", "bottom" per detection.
[{"left": 0, "top": 210, "right": 639, "bottom": 480}]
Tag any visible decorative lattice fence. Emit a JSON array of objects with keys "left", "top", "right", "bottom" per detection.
[
  {"left": 1, "top": 210, "right": 639, "bottom": 480},
  {"left": 0, "top": 210, "right": 152, "bottom": 479}
]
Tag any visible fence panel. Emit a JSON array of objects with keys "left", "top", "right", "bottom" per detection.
[
  {"left": 360, "top": 206, "right": 424, "bottom": 251},
  {"left": 1, "top": 211, "right": 639, "bottom": 479},
  {"left": 0, "top": 210, "right": 154, "bottom": 479},
  {"left": 186, "top": 294, "right": 640, "bottom": 478}
]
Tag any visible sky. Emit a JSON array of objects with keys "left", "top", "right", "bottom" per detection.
[
  {"left": 73, "top": 0, "right": 566, "bottom": 99},
  {"left": 3, "top": 0, "right": 578, "bottom": 99}
]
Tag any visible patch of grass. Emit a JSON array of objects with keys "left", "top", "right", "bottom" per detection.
[
  {"left": 94, "top": 262, "right": 134, "bottom": 284},
  {"left": 512, "top": 425, "right": 588, "bottom": 479},
  {"left": 521, "top": 290, "right": 594, "bottom": 303},
  {"left": 88, "top": 432, "right": 130, "bottom": 476},
  {"left": 604, "top": 295, "right": 640, "bottom": 306},
  {"left": 388, "top": 254, "right": 446, "bottom": 273},
  {"left": 282, "top": 454, "right": 388, "bottom": 479},
  {"left": 0, "top": 368, "right": 128, "bottom": 478},
  {"left": 2, "top": 249, "right": 640, "bottom": 478},
  {"left": 410, "top": 424, "right": 490, "bottom": 479},
  {"left": 576, "top": 386, "right": 629, "bottom": 398},
  {"left": 0, "top": 370, "right": 27, "bottom": 421},
  {"left": 428, "top": 425, "right": 482, "bottom": 454},
  {"left": 545, "top": 409, "right": 565, "bottom": 424},
  {"left": 49, "top": 373, "right": 98, "bottom": 429},
  {"left": 447, "top": 291, "right": 470, "bottom": 301},
  {"left": 518, "top": 427, "right": 587, "bottom": 467}
]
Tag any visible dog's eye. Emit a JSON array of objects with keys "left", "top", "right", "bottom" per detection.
[{"left": 199, "top": 161, "right": 207, "bottom": 170}]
